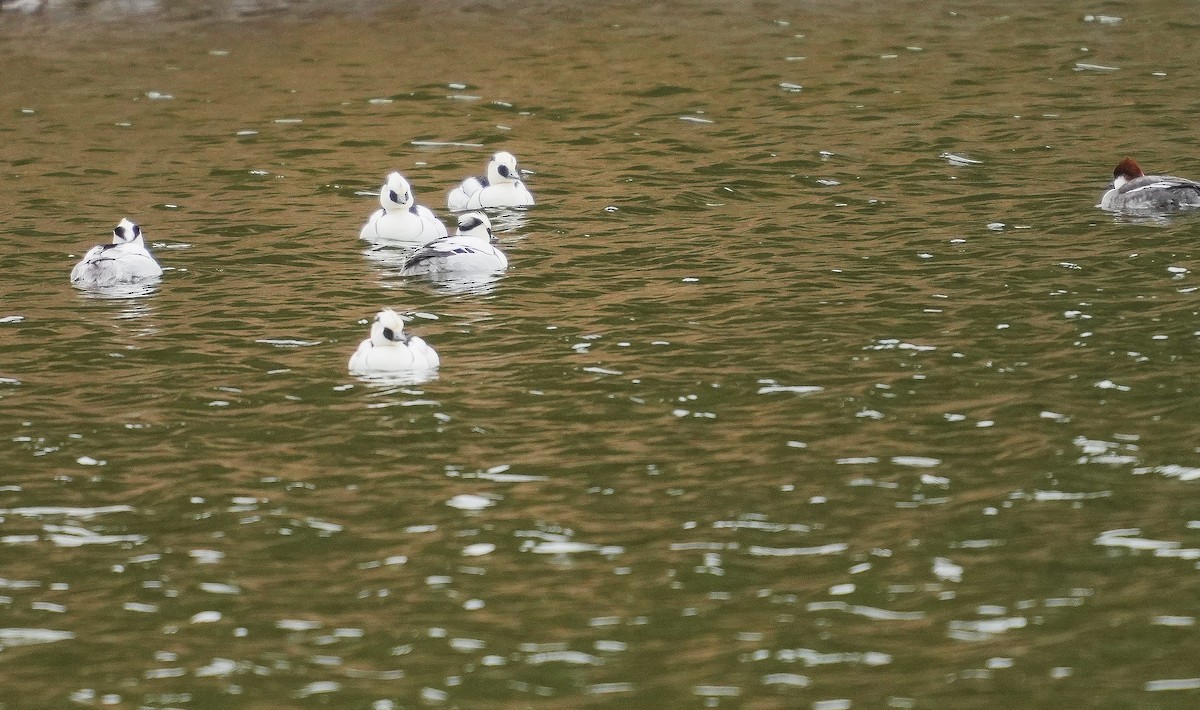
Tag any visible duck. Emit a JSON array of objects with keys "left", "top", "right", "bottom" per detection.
[
  {"left": 348, "top": 308, "right": 440, "bottom": 375},
  {"left": 446, "top": 151, "right": 535, "bottom": 211},
  {"left": 401, "top": 212, "right": 508, "bottom": 279},
  {"left": 359, "top": 172, "right": 448, "bottom": 243},
  {"left": 1099, "top": 158, "right": 1200, "bottom": 211},
  {"left": 70, "top": 218, "right": 163, "bottom": 287}
]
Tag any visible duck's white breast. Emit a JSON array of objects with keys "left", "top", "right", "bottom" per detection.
[
  {"left": 361, "top": 209, "right": 443, "bottom": 244},
  {"left": 348, "top": 337, "right": 440, "bottom": 374},
  {"left": 468, "top": 183, "right": 535, "bottom": 210}
]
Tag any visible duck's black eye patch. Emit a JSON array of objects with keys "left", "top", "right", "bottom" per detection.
[
  {"left": 113, "top": 226, "right": 125, "bottom": 239},
  {"left": 389, "top": 190, "right": 400, "bottom": 203},
  {"left": 131, "top": 224, "right": 140, "bottom": 238},
  {"left": 497, "top": 164, "right": 511, "bottom": 178},
  {"left": 460, "top": 216, "right": 483, "bottom": 231},
  {"left": 382, "top": 327, "right": 396, "bottom": 341}
]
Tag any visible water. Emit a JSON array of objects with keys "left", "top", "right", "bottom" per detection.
[{"left": 2, "top": 0, "right": 1199, "bottom": 707}]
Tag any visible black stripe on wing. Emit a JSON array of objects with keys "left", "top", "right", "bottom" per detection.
[{"left": 403, "top": 244, "right": 485, "bottom": 270}]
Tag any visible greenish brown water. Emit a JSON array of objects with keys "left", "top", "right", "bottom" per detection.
[{"left": 2, "top": 1, "right": 1199, "bottom": 708}]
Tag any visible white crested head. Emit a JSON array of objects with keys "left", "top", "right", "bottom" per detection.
[
  {"left": 486, "top": 151, "right": 521, "bottom": 185},
  {"left": 370, "top": 308, "right": 409, "bottom": 346},
  {"left": 455, "top": 211, "right": 494, "bottom": 240},
  {"left": 380, "top": 172, "right": 414, "bottom": 210},
  {"left": 112, "top": 218, "right": 142, "bottom": 244}
]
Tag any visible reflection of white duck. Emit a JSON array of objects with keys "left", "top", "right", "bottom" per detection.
[
  {"left": 447, "top": 151, "right": 535, "bottom": 211},
  {"left": 1099, "top": 158, "right": 1200, "bottom": 212},
  {"left": 348, "top": 308, "right": 440, "bottom": 374},
  {"left": 70, "top": 218, "right": 163, "bottom": 287},
  {"left": 360, "top": 172, "right": 448, "bottom": 243},
  {"left": 401, "top": 212, "right": 508, "bottom": 278}
]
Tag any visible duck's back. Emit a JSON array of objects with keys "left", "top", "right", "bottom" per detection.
[
  {"left": 71, "top": 241, "right": 162, "bottom": 286},
  {"left": 1118, "top": 174, "right": 1200, "bottom": 207},
  {"left": 448, "top": 176, "right": 486, "bottom": 211},
  {"left": 401, "top": 236, "right": 507, "bottom": 277}
]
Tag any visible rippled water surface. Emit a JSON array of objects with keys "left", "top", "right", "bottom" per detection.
[{"left": 2, "top": 0, "right": 1199, "bottom": 707}]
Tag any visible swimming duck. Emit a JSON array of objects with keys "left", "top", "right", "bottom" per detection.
[
  {"left": 348, "top": 308, "right": 440, "bottom": 374},
  {"left": 360, "top": 172, "right": 448, "bottom": 243},
  {"left": 447, "top": 151, "right": 535, "bottom": 211},
  {"left": 1099, "top": 158, "right": 1200, "bottom": 211},
  {"left": 400, "top": 212, "right": 508, "bottom": 278},
  {"left": 70, "top": 218, "right": 163, "bottom": 287}
]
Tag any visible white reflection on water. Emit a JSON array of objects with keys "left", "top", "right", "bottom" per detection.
[
  {"left": 1135, "top": 464, "right": 1200, "bottom": 482},
  {"left": 771, "top": 648, "right": 893, "bottom": 667},
  {"left": 946, "top": 616, "right": 1028, "bottom": 641},
  {"left": 73, "top": 282, "right": 160, "bottom": 337},
  {"left": 747, "top": 543, "right": 848, "bottom": 556},
  {"left": 256, "top": 338, "right": 322, "bottom": 348},
  {"left": 0, "top": 505, "right": 134, "bottom": 518},
  {"left": 932, "top": 557, "right": 963, "bottom": 582},
  {"left": 586, "top": 682, "right": 634, "bottom": 695},
  {"left": 757, "top": 381, "right": 823, "bottom": 395},
  {"left": 73, "top": 280, "right": 159, "bottom": 302},
  {"left": 0, "top": 628, "right": 75, "bottom": 648},
  {"left": 43, "top": 524, "right": 146, "bottom": 547},
  {"left": 350, "top": 370, "right": 439, "bottom": 389},
  {"left": 364, "top": 245, "right": 507, "bottom": 295},
  {"left": 361, "top": 244, "right": 418, "bottom": 272},
  {"left": 276, "top": 619, "right": 322, "bottom": 632},
  {"left": 1093, "top": 528, "right": 1180, "bottom": 551},
  {"left": 461, "top": 542, "right": 495, "bottom": 556},
  {"left": 1151, "top": 615, "right": 1195, "bottom": 627},
  {"left": 445, "top": 493, "right": 496, "bottom": 511},
  {"left": 1074, "top": 436, "right": 1139, "bottom": 466},
  {"left": 481, "top": 208, "right": 530, "bottom": 234},
  {"left": 712, "top": 517, "right": 811, "bottom": 533},
  {"left": 523, "top": 540, "right": 625, "bottom": 556},
  {"left": 940, "top": 152, "right": 983, "bottom": 166},
  {"left": 806, "top": 601, "right": 926, "bottom": 622},
  {"left": 295, "top": 681, "right": 341, "bottom": 698},
  {"left": 448, "top": 464, "right": 547, "bottom": 483},
  {"left": 189, "top": 610, "right": 221, "bottom": 624},
  {"left": 525, "top": 649, "right": 602, "bottom": 666},
  {"left": 1145, "top": 678, "right": 1200, "bottom": 692},
  {"left": 762, "top": 672, "right": 810, "bottom": 687}
]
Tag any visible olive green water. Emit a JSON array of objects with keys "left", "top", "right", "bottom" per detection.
[{"left": 1, "top": 1, "right": 1198, "bottom": 708}]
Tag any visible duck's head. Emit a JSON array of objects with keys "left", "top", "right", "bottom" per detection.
[
  {"left": 486, "top": 151, "right": 522, "bottom": 186},
  {"left": 380, "top": 172, "right": 415, "bottom": 210},
  {"left": 112, "top": 218, "right": 142, "bottom": 244},
  {"left": 456, "top": 212, "right": 494, "bottom": 241},
  {"left": 370, "top": 308, "right": 410, "bottom": 346},
  {"left": 1112, "top": 157, "right": 1145, "bottom": 189}
]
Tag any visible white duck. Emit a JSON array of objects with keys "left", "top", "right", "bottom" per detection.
[
  {"left": 447, "top": 151, "right": 535, "bottom": 211},
  {"left": 70, "top": 218, "right": 163, "bottom": 287},
  {"left": 348, "top": 308, "right": 440, "bottom": 375},
  {"left": 359, "top": 172, "right": 448, "bottom": 243},
  {"left": 401, "top": 212, "right": 508, "bottom": 278}
]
